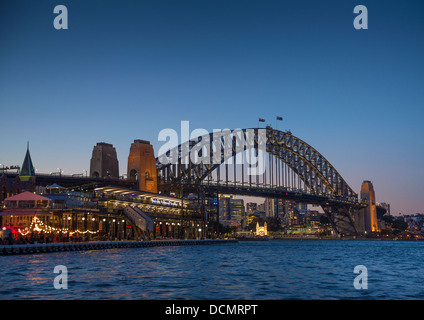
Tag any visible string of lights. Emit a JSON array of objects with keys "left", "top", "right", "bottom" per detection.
[{"left": 18, "top": 216, "right": 99, "bottom": 236}]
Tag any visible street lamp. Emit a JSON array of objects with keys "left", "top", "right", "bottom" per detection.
[{"left": 57, "top": 168, "right": 62, "bottom": 176}]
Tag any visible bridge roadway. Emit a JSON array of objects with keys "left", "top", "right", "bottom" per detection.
[{"left": 159, "top": 181, "right": 367, "bottom": 209}]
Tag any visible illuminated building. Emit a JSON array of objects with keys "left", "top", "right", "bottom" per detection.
[
  {"left": 255, "top": 221, "right": 267, "bottom": 236},
  {"left": 218, "top": 195, "right": 245, "bottom": 227},
  {"left": 0, "top": 144, "right": 204, "bottom": 241},
  {"left": 218, "top": 194, "right": 232, "bottom": 221},
  {"left": 127, "top": 140, "right": 158, "bottom": 193},
  {"left": 230, "top": 199, "right": 245, "bottom": 222},
  {"left": 360, "top": 180, "right": 380, "bottom": 232}
]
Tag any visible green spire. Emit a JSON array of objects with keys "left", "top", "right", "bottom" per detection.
[{"left": 20, "top": 142, "right": 35, "bottom": 180}]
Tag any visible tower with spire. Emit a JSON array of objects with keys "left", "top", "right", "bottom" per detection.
[{"left": 19, "top": 142, "right": 35, "bottom": 181}]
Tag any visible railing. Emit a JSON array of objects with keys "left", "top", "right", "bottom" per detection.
[
  {"left": 123, "top": 206, "right": 154, "bottom": 233},
  {"left": 96, "top": 193, "right": 182, "bottom": 209}
]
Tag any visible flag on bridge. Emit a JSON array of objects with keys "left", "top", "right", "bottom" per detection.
[
  {"left": 258, "top": 118, "right": 265, "bottom": 122},
  {"left": 276, "top": 116, "right": 283, "bottom": 121}
]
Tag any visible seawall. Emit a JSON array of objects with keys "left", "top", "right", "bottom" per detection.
[{"left": 0, "top": 239, "right": 238, "bottom": 255}]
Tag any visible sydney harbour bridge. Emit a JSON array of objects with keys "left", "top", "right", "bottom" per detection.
[{"left": 155, "top": 126, "right": 367, "bottom": 237}]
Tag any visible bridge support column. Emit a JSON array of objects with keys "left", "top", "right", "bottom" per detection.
[
  {"left": 352, "top": 209, "right": 365, "bottom": 234},
  {"left": 323, "top": 206, "right": 358, "bottom": 238}
]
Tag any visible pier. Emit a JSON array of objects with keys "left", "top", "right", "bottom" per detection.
[{"left": 0, "top": 239, "right": 238, "bottom": 255}]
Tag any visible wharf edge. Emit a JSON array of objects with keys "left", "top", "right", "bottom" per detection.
[{"left": 0, "top": 239, "right": 238, "bottom": 255}]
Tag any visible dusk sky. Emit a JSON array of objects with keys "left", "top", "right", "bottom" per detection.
[{"left": 0, "top": 0, "right": 423, "bottom": 215}]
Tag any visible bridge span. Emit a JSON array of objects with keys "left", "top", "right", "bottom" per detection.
[{"left": 156, "top": 127, "right": 368, "bottom": 236}]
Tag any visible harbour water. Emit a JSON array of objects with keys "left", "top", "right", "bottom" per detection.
[{"left": 1, "top": 239, "right": 423, "bottom": 300}]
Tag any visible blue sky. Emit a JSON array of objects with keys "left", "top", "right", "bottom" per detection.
[{"left": 0, "top": 0, "right": 423, "bottom": 215}]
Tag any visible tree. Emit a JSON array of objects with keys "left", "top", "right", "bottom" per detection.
[
  {"left": 320, "top": 215, "right": 330, "bottom": 225},
  {"left": 382, "top": 215, "right": 394, "bottom": 225},
  {"left": 246, "top": 215, "right": 264, "bottom": 232},
  {"left": 376, "top": 206, "right": 387, "bottom": 220},
  {"left": 392, "top": 218, "right": 408, "bottom": 231}
]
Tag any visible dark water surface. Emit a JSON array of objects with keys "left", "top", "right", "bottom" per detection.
[{"left": 1, "top": 240, "right": 423, "bottom": 300}]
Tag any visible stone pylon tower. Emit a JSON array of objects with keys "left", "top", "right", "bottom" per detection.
[
  {"left": 90, "top": 142, "right": 119, "bottom": 178},
  {"left": 127, "top": 140, "right": 157, "bottom": 193},
  {"left": 360, "top": 180, "right": 379, "bottom": 232}
]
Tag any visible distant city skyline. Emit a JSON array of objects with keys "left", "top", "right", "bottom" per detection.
[{"left": 1, "top": 0, "right": 423, "bottom": 215}]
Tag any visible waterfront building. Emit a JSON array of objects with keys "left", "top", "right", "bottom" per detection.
[
  {"left": 1, "top": 186, "right": 205, "bottom": 242},
  {"left": 0, "top": 174, "right": 23, "bottom": 202},
  {"left": 0, "top": 144, "right": 206, "bottom": 242},
  {"left": 255, "top": 221, "right": 267, "bottom": 236},
  {"left": 303, "top": 210, "right": 323, "bottom": 234}
]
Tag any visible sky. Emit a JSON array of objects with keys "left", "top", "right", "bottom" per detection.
[{"left": 0, "top": 0, "right": 423, "bottom": 215}]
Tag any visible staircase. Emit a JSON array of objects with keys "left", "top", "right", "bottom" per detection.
[{"left": 123, "top": 206, "right": 155, "bottom": 240}]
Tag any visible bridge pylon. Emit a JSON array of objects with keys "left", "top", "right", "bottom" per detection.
[{"left": 127, "top": 140, "right": 158, "bottom": 193}]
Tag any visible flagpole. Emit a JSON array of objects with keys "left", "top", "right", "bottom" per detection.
[{"left": 276, "top": 116, "right": 283, "bottom": 131}]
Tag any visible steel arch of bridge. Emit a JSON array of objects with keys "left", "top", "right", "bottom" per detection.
[
  {"left": 266, "top": 128, "right": 357, "bottom": 199},
  {"left": 156, "top": 127, "right": 357, "bottom": 201}
]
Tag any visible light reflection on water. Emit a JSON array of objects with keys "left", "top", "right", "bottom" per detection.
[{"left": 1, "top": 240, "right": 424, "bottom": 300}]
